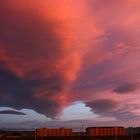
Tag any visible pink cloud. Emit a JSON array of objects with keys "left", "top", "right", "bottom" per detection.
[{"left": 0, "top": 0, "right": 140, "bottom": 124}]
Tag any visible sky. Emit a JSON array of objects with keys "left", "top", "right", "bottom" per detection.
[{"left": 0, "top": 0, "right": 140, "bottom": 129}]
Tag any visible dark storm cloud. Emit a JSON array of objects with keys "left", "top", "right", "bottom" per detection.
[
  {"left": 86, "top": 99, "right": 119, "bottom": 114},
  {"left": 86, "top": 99, "right": 139, "bottom": 121},
  {"left": 0, "top": 64, "right": 67, "bottom": 117},
  {"left": 113, "top": 83, "right": 138, "bottom": 94},
  {"left": 0, "top": 0, "right": 81, "bottom": 118},
  {"left": 0, "top": 0, "right": 94, "bottom": 119},
  {"left": 0, "top": 110, "right": 25, "bottom": 115}
]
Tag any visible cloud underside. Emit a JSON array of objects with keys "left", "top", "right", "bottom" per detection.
[
  {"left": 0, "top": 110, "right": 25, "bottom": 115},
  {"left": 0, "top": 0, "right": 140, "bottom": 122}
]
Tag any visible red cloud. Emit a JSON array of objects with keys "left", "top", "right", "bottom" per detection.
[
  {"left": 1, "top": 0, "right": 140, "bottom": 122},
  {"left": 0, "top": 0, "right": 101, "bottom": 118}
]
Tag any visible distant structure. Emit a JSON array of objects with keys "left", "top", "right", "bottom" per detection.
[
  {"left": 86, "top": 127, "right": 126, "bottom": 137},
  {"left": 1, "top": 126, "right": 140, "bottom": 140},
  {"left": 35, "top": 127, "right": 73, "bottom": 137},
  {"left": 126, "top": 127, "right": 140, "bottom": 135},
  {"left": 35, "top": 126, "right": 126, "bottom": 139}
]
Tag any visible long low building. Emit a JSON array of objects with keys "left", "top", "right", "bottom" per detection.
[
  {"left": 86, "top": 127, "right": 126, "bottom": 137},
  {"left": 36, "top": 126, "right": 126, "bottom": 138},
  {"left": 35, "top": 128, "right": 73, "bottom": 137}
]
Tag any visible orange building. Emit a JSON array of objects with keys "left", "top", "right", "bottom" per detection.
[
  {"left": 86, "top": 127, "right": 126, "bottom": 137},
  {"left": 35, "top": 127, "right": 73, "bottom": 137}
]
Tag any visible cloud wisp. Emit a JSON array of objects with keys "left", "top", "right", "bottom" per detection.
[{"left": 0, "top": 110, "right": 25, "bottom": 115}]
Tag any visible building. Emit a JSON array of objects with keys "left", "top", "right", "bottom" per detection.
[
  {"left": 126, "top": 127, "right": 140, "bottom": 135},
  {"left": 86, "top": 127, "right": 126, "bottom": 137},
  {"left": 35, "top": 127, "right": 73, "bottom": 137}
]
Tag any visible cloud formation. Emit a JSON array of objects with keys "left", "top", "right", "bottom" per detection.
[
  {"left": 70, "top": 0, "right": 140, "bottom": 121},
  {"left": 86, "top": 99, "right": 119, "bottom": 114},
  {"left": 0, "top": 0, "right": 99, "bottom": 118},
  {"left": 0, "top": 0, "right": 140, "bottom": 125},
  {"left": 0, "top": 110, "right": 25, "bottom": 115},
  {"left": 113, "top": 83, "right": 138, "bottom": 94}
]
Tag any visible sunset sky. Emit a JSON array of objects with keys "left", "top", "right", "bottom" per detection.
[{"left": 0, "top": 0, "right": 140, "bottom": 129}]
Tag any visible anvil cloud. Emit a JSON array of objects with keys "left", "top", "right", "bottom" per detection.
[{"left": 0, "top": 0, "right": 140, "bottom": 126}]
